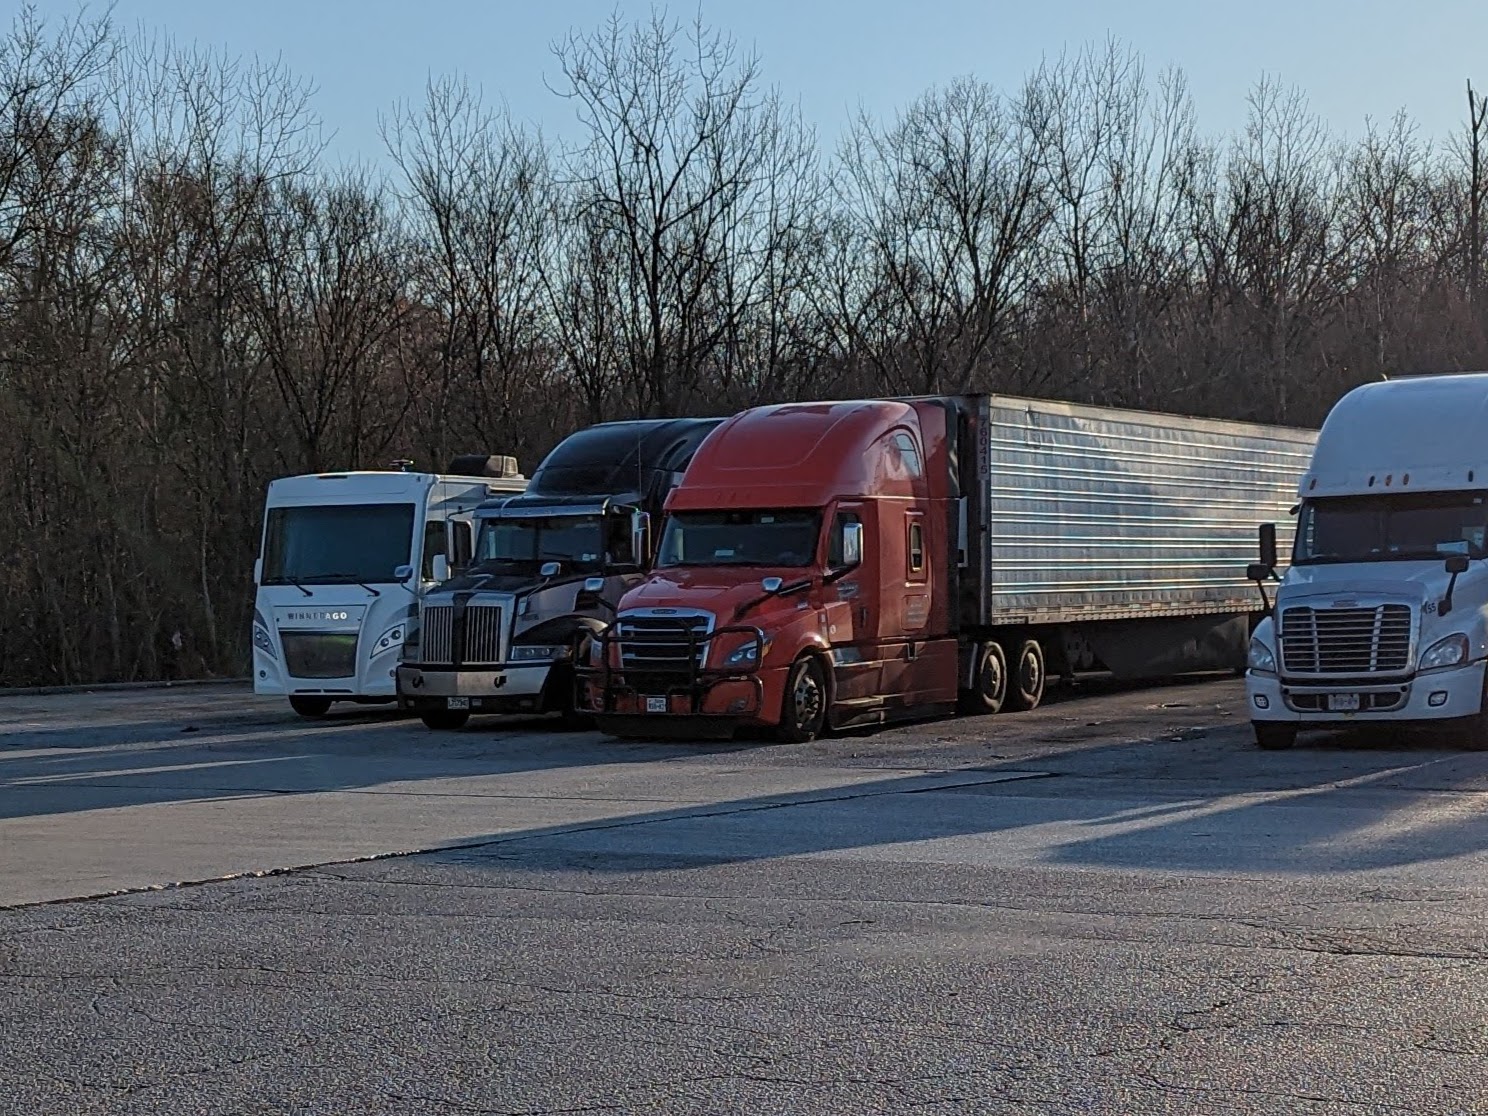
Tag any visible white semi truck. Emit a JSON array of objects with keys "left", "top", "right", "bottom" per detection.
[
  {"left": 1247, "top": 372, "right": 1488, "bottom": 748},
  {"left": 252, "top": 457, "right": 526, "bottom": 717}
]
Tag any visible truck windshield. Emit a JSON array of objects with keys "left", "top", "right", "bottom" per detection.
[
  {"left": 262, "top": 503, "right": 416, "bottom": 584},
  {"left": 1295, "top": 491, "right": 1488, "bottom": 564},
  {"left": 473, "top": 515, "right": 605, "bottom": 573},
  {"left": 658, "top": 509, "right": 820, "bottom": 568}
]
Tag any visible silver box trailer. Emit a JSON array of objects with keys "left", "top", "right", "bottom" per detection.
[{"left": 964, "top": 395, "right": 1318, "bottom": 678}]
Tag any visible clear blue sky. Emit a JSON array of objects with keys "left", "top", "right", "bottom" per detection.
[{"left": 73, "top": 0, "right": 1488, "bottom": 165}]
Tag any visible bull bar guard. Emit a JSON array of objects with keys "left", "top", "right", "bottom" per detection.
[{"left": 576, "top": 620, "right": 768, "bottom": 719}]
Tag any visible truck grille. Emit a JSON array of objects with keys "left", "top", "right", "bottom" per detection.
[
  {"left": 463, "top": 603, "right": 502, "bottom": 665},
  {"left": 617, "top": 613, "right": 711, "bottom": 687},
  {"left": 281, "top": 631, "right": 358, "bottom": 679},
  {"left": 1279, "top": 604, "right": 1413, "bottom": 675},
  {"left": 421, "top": 604, "right": 453, "bottom": 664},
  {"left": 417, "top": 602, "right": 503, "bottom": 664}
]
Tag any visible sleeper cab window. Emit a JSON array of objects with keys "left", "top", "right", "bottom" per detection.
[
  {"left": 892, "top": 432, "right": 923, "bottom": 478},
  {"left": 907, "top": 518, "right": 925, "bottom": 579}
]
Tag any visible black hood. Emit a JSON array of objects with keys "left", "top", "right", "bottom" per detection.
[{"left": 433, "top": 570, "right": 538, "bottom": 594}]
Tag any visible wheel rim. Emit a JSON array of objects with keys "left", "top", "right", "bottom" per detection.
[
  {"left": 980, "top": 651, "right": 1005, "bottom": 702},
  {"left": 1020, "top": 647, "right": 1042, "bottom": 698},
  {"left": 793, "top": 664, "right": 823, "bottom": 731}
]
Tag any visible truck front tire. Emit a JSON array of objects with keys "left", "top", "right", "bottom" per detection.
[
  {"left": 289, "top": 696, "right": 332, "bottom": 718},
  {"left": 1253, "top": 723, "right": 1297, "bottom": 750},
  {"left": 776, "top": 655, "right": 828, "bottom": 743},
  {"left": 420, "top": 710, "right": 470, "bottom": 731}
]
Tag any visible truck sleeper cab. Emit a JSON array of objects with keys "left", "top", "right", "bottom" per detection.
[
  {"left": 583, "top": 395, "right": 1314, "bottom": 741},
  {"left": 1246, "top": 372, "right": 1488, "bottom": 749},
  {"left": 397, "top": 418, "right": 722, "bottom": 730}
]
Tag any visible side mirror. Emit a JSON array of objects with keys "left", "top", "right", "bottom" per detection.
[
  {"left": 540, "top": 560, "right": 561, "bottom": 579},
  {"left": 841, "top": 521, "right": 864, "bottom": 569},
  {"left": 1246, "top": 563, "right": 1272, "bottom": 583},
  {"left": 253, "top": 558, "right": 263, "bottom": 585},
  {"left": 394, "top": 563, "right": 414, "bottom": 583},
  {"left": 576, "top": 575, "right": 613, "bottom": 613},
  {"left": 631, "top": 510, "right": 652, "bottom": 564},
  {"left": 430, "top": 555, "right": 450, "bottom": 583},
  {"left": 1442, "top": 554, "right": 1471, "bottom": 617},
  {"left": 761, "top": 576, "right": 784, "bottom": 593},
  {"left": 1258, "top": 522, "right": 1278, "bottom": 571}
]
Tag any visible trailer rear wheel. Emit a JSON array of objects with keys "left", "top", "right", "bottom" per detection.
[
  {"left": 420, "top": 710, "right": 470, "bottom": 731},
  {"left": 1006, "top": 639, "right": 1046, "bottom": 712},
  {"left": 959, "top": 641, "right": 1008, "bottom": 715},
  {"left": 776, "top": 655, "right": 828, "bottom": 743},
  {"left": 289, "top": 696, "right": 332, "bottom": 718}
]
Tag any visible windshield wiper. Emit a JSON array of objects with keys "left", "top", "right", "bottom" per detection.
[
  {"left": 322, "top": 574, "right": 381, "bottom": 596},
  {"left": 270, "top": 578, "right": 313, "bottom": 597}
]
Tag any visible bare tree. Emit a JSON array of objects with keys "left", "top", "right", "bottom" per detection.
[
  {"left": 839, "top": 73, "right": 1052, "bottom": 395},
  {"left": 550, "top": 12, "right": 796, "bottom": 415},
  {"left": 385, "top": 77, "right": 557, "bottom": 466}
]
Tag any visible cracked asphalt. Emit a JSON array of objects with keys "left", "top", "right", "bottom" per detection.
[{"left": 4, "top": 678, "right": 1488, "bottom": 1114}]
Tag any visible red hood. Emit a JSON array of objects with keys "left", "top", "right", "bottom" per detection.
[{"left": 621, "top": 566, "right": 815, "bottom": 624}]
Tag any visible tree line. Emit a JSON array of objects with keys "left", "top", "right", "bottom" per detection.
[{"left": 3, "top": 6, "right": 1487, "bottom": 685}]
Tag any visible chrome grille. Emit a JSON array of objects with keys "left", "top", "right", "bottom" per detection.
[
  {"left": 463, "top": 603, "right": 502, "bottom": 665},
  {"left": 1280, "top": 604, "right": 1413, "bottom": 675},
  {"left": 420, "top": 604, "right": 454, "bottom": 664},
  {"left": 617, "top": 613, "right": 711, "bottom": 685}
]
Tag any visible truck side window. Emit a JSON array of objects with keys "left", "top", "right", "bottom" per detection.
[
  {"left": 893, "top": 432, "right": 923, "bottom": 478},
  {"left": 907, "top": 518, "right": 925, "bottom": 580},
  {"left": 421, "top": 520, "right": 446, "bottom": 579},
  {"left": 829, "top": 511, "right": 861, "bottom": 567},
  {"left": 606, "top": 514, "right": 635, "bottom": 567}
]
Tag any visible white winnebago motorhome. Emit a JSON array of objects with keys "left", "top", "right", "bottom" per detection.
[{"left": 252, "top": 457, "right": 526, "bottom": 717}]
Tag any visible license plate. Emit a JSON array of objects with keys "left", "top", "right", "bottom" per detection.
[
  {"left": 645, "top": 696, "right": 668, "bottom": 713},
  {"left": 1327, "top": 693, "right": 1361, "bottom": 712},
  {"left": 447, "top": 697, "right": 470, "bottom": 710}
]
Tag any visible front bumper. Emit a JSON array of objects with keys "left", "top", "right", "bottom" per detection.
[
  {"left": 253, "top": 650, "right": 398, "bottom": 699},
  {"left": 1247, "top": 660, "right": 1488, "bottom": 725},
  {"left": 396, "top": 662, "right": 557, "bottom": 714},
  {"left": 577, "top": 622, "right": 780, "bottom": 730}
]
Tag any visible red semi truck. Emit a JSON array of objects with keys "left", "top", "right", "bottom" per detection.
[{"left": 578, "top": 394, "right": 1315, "bottom": 741}]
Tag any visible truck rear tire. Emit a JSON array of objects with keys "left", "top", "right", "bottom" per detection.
[
  {"left": 1006, "top": 639, "right": 1046, "bottom": 712},
  {"left": 420, "top": 710, "right": 470, "bottom": 731},
  {"left": 958, "top": 641, "right": 1008, "bottom": 715},
  {"left": 776, "top": 655, "right": 828, "bottom": 743},
  {"left": 1253, "top": 723, "right": 1297, "bottom": 750},
  {"left": 289, "top": 696, "right": 332, "bottom": 718}
]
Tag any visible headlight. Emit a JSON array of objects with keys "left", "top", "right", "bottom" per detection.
[
  {"left": 1420, "top": 633, "right": 1471, "bottom": 672},
  {"left": 369, "top": 624, "right": 406, "bottom": 659},
  {"left": 1247, "top": 637, "right": 1276, "bottom": 674},
  {"left": 252, "top": 625, "right": 278, "bottom": 661},
  {"left": 725, "top": 640, "right": 760, "bottom": 667},
  {"left": 509, "top": 645, "right": 571, "bottom": 662}
]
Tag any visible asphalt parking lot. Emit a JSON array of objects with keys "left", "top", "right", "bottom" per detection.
[{"left": 4, "top": 679, "right": 1488, "bottom": 1114}]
